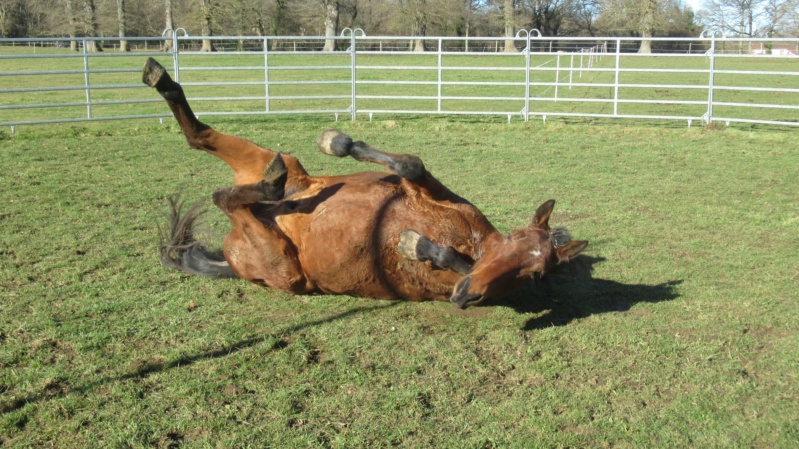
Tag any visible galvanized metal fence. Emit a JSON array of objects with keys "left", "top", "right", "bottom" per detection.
[{"left": 1, "top": 33, "right": 798, "bottom": 131}]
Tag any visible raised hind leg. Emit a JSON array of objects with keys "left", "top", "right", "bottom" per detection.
[
  {"left": 397, "top": 230, "right": 473, "bottom": 275},
  {"left": 142, "top": 57, "right": 309, "bottom": 187}
]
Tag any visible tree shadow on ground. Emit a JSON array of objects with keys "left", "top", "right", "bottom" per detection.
[{"left": 494, "top": 255, "right": 682, "bottom": 331}]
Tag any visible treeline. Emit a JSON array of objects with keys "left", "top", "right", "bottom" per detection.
[{"left": 1, "top": 0, "right": 797, "bottom": 49}]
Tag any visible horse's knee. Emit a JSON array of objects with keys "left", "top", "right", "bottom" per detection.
[
  {"left": 212, "top": 187, "right": 233, "bottom": 211},
  {"left": 212, "top": 185, "right": 265, "bottom": 213},
  {"left": 398, "top": 229, "right": 472, "bottom": 275}
]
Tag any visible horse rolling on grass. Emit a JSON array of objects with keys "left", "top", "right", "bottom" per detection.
[{"left": 143, "top": 57, "right": 587, "bottom": 309}]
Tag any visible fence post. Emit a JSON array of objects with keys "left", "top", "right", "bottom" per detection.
[
  {"left": 82, "top": 39, "right": 92, "bottom": 119},
  {"left": 264, "top": 37, "right": 270, "bottom": 112},
  {"left": 554, "top": 53, "right": 560, "bottom": 100},
  {"left": 350, "top": 31, "right": 357, "bottom": 120},
  {"left": 437, "top": 38, "right": 442, "bottom": 113},
  {"left": 569, "top": 54, "right": 574, "bottom": 90},
  {"left": 516, "top": 29, "right": 538, "bottom": 121},
  {"left": 170, "top": 30, "right": 180, "bottom": 83},
  {"left": 613, "top": 39, "right": 621, "bottom": 116},
  {"left": 523, "top": 34, "right": 530, "bottom": 120},
  {"left": 706, "top": 36, "right": 716, "bottom": 124}
]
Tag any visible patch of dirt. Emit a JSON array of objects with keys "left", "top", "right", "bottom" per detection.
[{"left": 127, "top": 356, "right": 168, "bottom": 375}]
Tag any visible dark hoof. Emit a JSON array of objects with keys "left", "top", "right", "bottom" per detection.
[
  {"left": 317, "top": 129, "right": 353, "bottom": 157},
  {"left": 142, "top": 57, "right": 167, "bottom": 88},
  {"left": 260, "top": 154, "right": 288, "bottom": 201}
]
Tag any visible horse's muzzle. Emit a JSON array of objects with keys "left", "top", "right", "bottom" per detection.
[{"left": 450, "top": 276, "right": 483, "bottom": 309}]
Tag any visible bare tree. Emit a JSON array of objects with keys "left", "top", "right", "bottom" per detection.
[
  {"left": 200, "top": 0, "right": 215, "bottom": 51},
  {"left": 567, "top": 0, "right": 601, "bottom": 35},
  {"left": 323, "top": 0, "right": 340, "bottom": 51},
  {"left": 522, "top": 0, "right": 567, "bottom": 36},
  {"left": 639, "top": 0, "right": 655, "bottom": 52},
  {"left": 785, "top": 0, "right": 799, "bottom": 35},
  {"left": 0, "top": 0, "right": 10, "bottom": 37},
  {"left": 503, "top": 0, "right": 517, "bottom": 51},
  {"left": 83, "top": 0, "right": 102, "bottom": 51},
  {"left": 64, "top": 0, "right": 78, "bottom": 49},
  {"left": 699, "top": 0, "right": 762, "bottom": 36},
  {"left": 117, "top": 0, "right": 128, "bottom": 51},
  {"left": 162, "top": 0, "right": 174, "bottom": 51},
  {"left": 597, "top": 0, "right": 692, "bottom": 52}
]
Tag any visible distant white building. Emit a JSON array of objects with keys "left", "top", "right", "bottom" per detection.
[{"left": 751, "top": 43, "right": 796, "bottom": 56}]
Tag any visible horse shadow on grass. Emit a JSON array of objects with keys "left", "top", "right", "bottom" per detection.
[{"left": 494, "top": 255, "right": 682, "bottom": 331}]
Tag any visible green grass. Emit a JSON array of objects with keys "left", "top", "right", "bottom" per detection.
[
  {"left": 1, "top": 46, "right": 797, "bottom": 125},
  {"left": 1, "top": 113, "right": 797, "bottom": 447}
]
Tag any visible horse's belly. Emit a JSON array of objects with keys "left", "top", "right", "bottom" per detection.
[{"left": 275, "top": 181, "right": 461, "bottom": 301}]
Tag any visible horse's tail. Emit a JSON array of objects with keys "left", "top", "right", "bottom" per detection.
[{"left": 159, "top": 196, "right": 238, "bottom": 279}]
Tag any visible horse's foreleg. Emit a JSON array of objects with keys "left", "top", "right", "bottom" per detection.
[
  {"left": 398, "top": 230, "right": 473, "bottom": 275},
  {"left": 316, "top": 129, "right": 459, "bottom": 202},
  {"left": 317, "top": 130, "right": 426, "bottom": 182}
]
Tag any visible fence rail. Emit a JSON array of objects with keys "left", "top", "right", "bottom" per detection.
[{"left": 1, "top": 34, "right": 798, "bottom": 130}]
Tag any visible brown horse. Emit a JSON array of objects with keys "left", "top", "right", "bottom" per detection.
[{"left": 143, "top": 57, "right": 587, "bottom": 308}]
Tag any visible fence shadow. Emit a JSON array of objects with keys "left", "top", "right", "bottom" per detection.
[{"left": 494, "top": 255, "right": 682, "bottom": 331}]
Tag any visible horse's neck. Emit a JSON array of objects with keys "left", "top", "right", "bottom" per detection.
[{"left": 474, "top": 228, "right": 505, "bottom": 260}]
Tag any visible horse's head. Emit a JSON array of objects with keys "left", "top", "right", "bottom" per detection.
[{"left": 450, "top": 200, "right": 588, "bottom": 309}]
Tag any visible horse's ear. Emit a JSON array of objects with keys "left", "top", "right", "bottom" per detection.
[
  {"left": 531, "top": 199, "right": 556, "bottom": 228},
  {"left": 556, "top": 240, "right": 588, "bottom": 264}
]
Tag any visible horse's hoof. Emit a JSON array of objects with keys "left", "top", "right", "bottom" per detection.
[
  {"left": 397, "top": 229, "right": 422, "bottom": 261},
  {"left": 317, "top": 129, "right": 353, "bottom": 157},
  {"left": 264, "top": 153, "right": 288, "bottom": 182},
  {"left": 142, "top": 57, "right": 167, "bottom": 88},
  {"left": 260, "top": 154, "right": 288, "bottom": 201}
]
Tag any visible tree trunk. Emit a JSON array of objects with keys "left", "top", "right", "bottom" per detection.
[
  {"left": 162, "top": 0, "right": 173, "bottom": 51},
  {"left": 322, "top": 0, "right": 339, "bottom": 51},
  {"left": 464, "top": 19, "right": 470, "bottom": 52},
  {"left": 638, "top": 0, "right": 655, "bottom": 54},
  {"left": 83, "top": 0, "right": 102, "bottom": 52},
  {"left": 64, "top": 0, "right": 78, "bottom": 50},
  {"left": 503, "top": 0, "right": 516, "bottom": 52},
  {"left": 0, "top": 5, "right": 7, "bottom": 38},
  {"left": 411, "top": 1, "right": 426, "bottom": 52},
  {"left": 117, "top": 0, "right": 128, "bottom": 51},
  {"left": 270, "top": 0, "right": 285, "bottom": 50},
  {"left": 200, "top": 0, "right": 215, "bottom": 52}
]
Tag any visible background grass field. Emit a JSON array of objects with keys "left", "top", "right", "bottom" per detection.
[{"left": 1, "top": 108, "right": 797, "bottom": 447}]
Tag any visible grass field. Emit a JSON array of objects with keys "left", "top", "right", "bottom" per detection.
[
  {"left": 1, "top": 107, "right": 797, "bottom": 447},
  {"left": 2, "top": 44, "right": 798, "bottom": 126}
]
